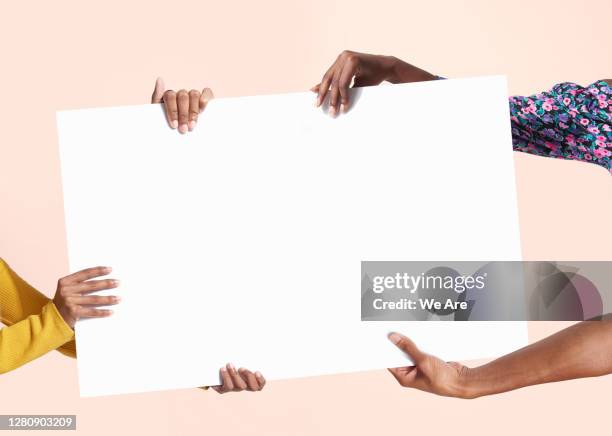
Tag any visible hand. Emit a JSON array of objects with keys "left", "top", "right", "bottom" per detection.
[
  {"left": 52, "top": 266, "right": 120, "bottom": 328},
  {"left": 211, "top": 363, "right": 266, "bottom": 394},
  {"left": 387, "top": 332, "right": 473, "bottom": 398},
  {"left": 151, "top": 77, "right": 214, "bottom": 134},
  {"left": 312, "top": 50, "right": 437, "bottom": 116}
]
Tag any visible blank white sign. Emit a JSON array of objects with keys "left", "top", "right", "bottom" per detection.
[{"left": 57, "top": 76, "right": 526, "bottom": 397}]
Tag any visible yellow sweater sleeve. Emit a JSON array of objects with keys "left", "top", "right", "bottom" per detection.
[{"left": 0, "top": 258, "right": 76, "bottom": 373}]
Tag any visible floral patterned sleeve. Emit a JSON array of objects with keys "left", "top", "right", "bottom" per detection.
[{"left": 509, "top": 80, "right": 612, "bottom": 173}]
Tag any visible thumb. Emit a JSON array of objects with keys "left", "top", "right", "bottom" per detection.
[
  {"left": 199, "top": 87, "right": 214, "bottom": 112},
  {"left": 151, "top": 77, "right": 165, "bottom": 103},
  {"left": 387, "top": 366, "right": 418, "bottom": 387},
  {"left": 388, "top": 332, "right": 426, "bottom": 365}
]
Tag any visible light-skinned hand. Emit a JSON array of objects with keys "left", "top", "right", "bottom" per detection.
[
  {"left": 151, "top": 77, "right": 214, "bottom": 134},
  {"left": 52, "top": 266, "right": 120, "bottom": 328}
]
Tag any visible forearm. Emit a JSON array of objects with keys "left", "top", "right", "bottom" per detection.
[
  {"left": 0, "top": 301, "right": 75, "bottom": 374},
  {"left": 509, "top": 80, "right": 611, "bottom": 172},
  {"left": 1, "top": 258, "right": 52, "bottom": 323},
  {"left": 1, "top": 259, "right": 76, "bottom": 359},
  {"left": 461, "top": 321, "right": 612, "bottom": 398}
]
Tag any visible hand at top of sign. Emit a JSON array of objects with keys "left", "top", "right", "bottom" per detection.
[
  {"left": 311, "top": 50, "right": 436, "bottom": 116},
  {"left": 151, "top": 77, "right": 214, "bottom": 134}
]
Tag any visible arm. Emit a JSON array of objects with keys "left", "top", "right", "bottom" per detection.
[
  {"left": 1, "top": 260, "right": 121, "bottom": 373},
  {"left": 461, "top": 321, "right": 612, "bottom": 398},
  {"left": 509, "top": 80, "right": 612, "bottom": 173},
  {"left": 311, "top": 51, "right": 611, "bottom": 171},
  {"left": 388, "top": 322, "right": 612, "bottom": 399},
  {"left": 0, "top": 258, "right": 76, "bottom": 359},
  {"left": 0, "top": 301, "right": 75, "bottom": 373}
]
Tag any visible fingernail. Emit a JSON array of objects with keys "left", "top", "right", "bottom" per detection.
[
  {"left": 113, "top": 296, "right": 121, "bottom": 303},
  {"left": 341, "top": 104, "right": 347, "bottom": 113},
  {"left": 171, "top": 120, "right": 178, "bottom": 129},
  {"left": 255, "top": 371, "right": 262, "bottom": 378},
  {"left": 229, "top": 363, "right": 235, "bottom": 371},
  {"left": 179, "top": 124, "right": 188, "bottom": 134},
  {"left": 189, "top": 121, "right": 196, "bottom": 130},
  {"left": 329, "top": 106, "right": 336, "bottom": 117},
  {"left": 105, "top": 310, "right": 114, "bottom": 316},
  {"left": 316, "top": 97, "right": 322, "bottom": 107},
  {"left": 238, "top": 367, "right": 246, "bottom": 372},
  {"left": 103, "top": 266, "right": 112, "bottom": 273},
  {"left": 112, "top": 279, "right": 120, "bottom": 287},
  {"left": 388, "top": 332, "right": 401, "bottom": 344},
  {"left": 220, "top": 367, "right": 227, "bottom": 373}
]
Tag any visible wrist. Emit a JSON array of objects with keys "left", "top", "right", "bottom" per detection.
[
  {"left": 455, "top": 363, "right": 519, "bottom": 399},
  {"left": 453, "top": 366, "right": 486, "bottom": 399},
  {"left": 383, "top": 56, "right": 402, "bottom": 83},
  {"left": 52, "top": 297, "right": 75, "bottom": 329},
  {"left": 386, "top": 56, "right": 437, "bottom": 84},
  {"left": 47, "top": 300, "right": 76, "bottom": 336}
]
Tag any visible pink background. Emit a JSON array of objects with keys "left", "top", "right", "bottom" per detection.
[{"left": 1, "top": 0, "right": 610, "bottom": 434}]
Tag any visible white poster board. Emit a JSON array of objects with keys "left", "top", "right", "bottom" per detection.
[{"left": 57, "top": 76, "right": 527, "bottom": 397}]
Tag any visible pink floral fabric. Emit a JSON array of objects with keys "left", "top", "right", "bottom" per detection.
[{"left": 509, "top": 80, "right": 611, "bottom": 173}]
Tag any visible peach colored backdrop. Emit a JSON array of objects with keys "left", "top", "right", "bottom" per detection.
[{"left": 1, "top": 0, "right": 610, "bottom": 434}]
